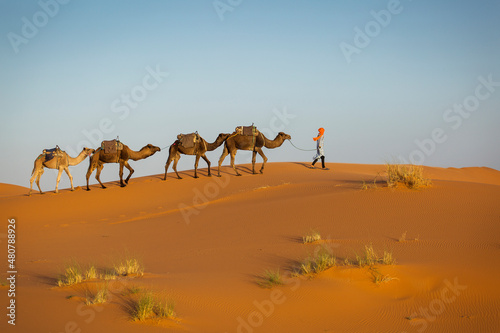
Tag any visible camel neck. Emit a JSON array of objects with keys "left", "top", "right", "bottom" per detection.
[
  {"left": 67, "top": 151, "right": 88, "bottom": 166},
  {"left": 128, "top": 147, "right": 153, "bottom": 161},
  {"left": 206, "top": 134, "right": 226, "bottom": 151},
  {"left": 263, "top": 134, "right": 285, "bottom": 149}
]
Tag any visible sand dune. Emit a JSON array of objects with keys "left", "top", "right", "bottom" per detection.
[{"left": 1, "top": 162, "right": 499, "bottom": 332}]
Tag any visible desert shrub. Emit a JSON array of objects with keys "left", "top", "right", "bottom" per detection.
[
  {"left": 132, "top": 292, "right": 175, "bottom": 321},
  {"left": 258, "top": 269, "right": 284, "bottom": 288},
  {"left": 386, "top": 163, "right": 431, "bottom": 189},
  {"left": 302, "top": 229, "right": 321, "bottom": 244}
]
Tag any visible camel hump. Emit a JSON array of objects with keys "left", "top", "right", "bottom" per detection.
[
  {"left": 237, "top": 125, "right": 259, "bottom": 136},
  {"left": 42, "top": 146, "right": 63, "bottom": 162},
  {"left": 177, "top": 133, "right": 199, "bottom": 148},
  {"left": 101, "top": 140, "right": 123, "bottom": 154}
]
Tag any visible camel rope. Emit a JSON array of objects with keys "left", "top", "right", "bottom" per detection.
[{"left": 288, "top": 140, "right": 316, "bottom": 152}]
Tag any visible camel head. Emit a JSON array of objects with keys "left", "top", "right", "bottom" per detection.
[
  {"left": 144, "top": 144, "right": 161, "bottom": 154},
  {"left": 82, "top": 147, "right": 95, "bottom": 156},
  {"left": 278, "top": 132, "right": 291, "bottom": 141}
]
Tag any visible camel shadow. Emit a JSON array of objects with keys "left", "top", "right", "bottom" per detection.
[
  {"left": 86, "top": 180, "right": 124, "bottom": 190},
  {"left": 235, "top": 166, "right": 254, "bottom": 174},
  {"left": 218, "top": 165, "right": 255, "bottom": 176}
]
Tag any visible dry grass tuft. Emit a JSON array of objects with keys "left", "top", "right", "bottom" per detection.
[
  {"left": 131, "top": 292, "right": 175, "bottom": 321},
  {"left": 361, "top": 172, "right": 381, "bottom": 190},
  {"left": 85, "top": 284, "right": 108, "bottom": 305},
  {"left": 57, "top": 255, "right": 144, "bottom": 287},
  {"left": 370, "top": 267, "right": 398, "bottom": 286},
  {"left": 294, "top": 249, "right": 336, "bottom": 277},
  {"left": 302, "top": 229, "right": 321, "bottom": 244},
  {"left": 114, "top": 258, "right": 144, "bottom": 277},
  {"left": 84, "top": 265, "right": 98, "bottom": 280},
  {"left": 258, "top": 269, "right": 284, "bottom": 288},
  {"left": 356, "top": 244, "right": 395, "bottom": 267},
  {"left": 386, "top": 163, "right": 431, "bottom": 189},
  {"left": 57, "top": 261, "right": 98, "bottom": 287}
]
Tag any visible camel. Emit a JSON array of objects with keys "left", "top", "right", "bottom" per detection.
[
  {"left": 217, "top": 131, "right": 291, "bottom": 176},
  {"left": 29, "top": 147, "right": 95, "bottom": 195},
  {"left": 163, "top": 131, "right": 240, "bottom": 180},
  {"left": 86, "top": 143, "right": 160, "bottom": 190}
]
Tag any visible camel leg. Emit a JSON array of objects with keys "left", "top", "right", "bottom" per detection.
[
  {"left": 251, "top": 151, "right": 257, "bottom": 174},
  {"left": 164, "top": 146, "right": 176, "bottom": 181},
  {"left": 218, "top": 146, "right": 229, "bottom": 177},
  {"left": 119, "top": 162, "right": 126, "bottom": 187},
  {"left": 172, "top": 153, "right": 182, "bottom": 179},
  {"left": 193, "top": 155, "right": 201, "bottom": 178},
  {"left": 124, "top": 161, "right": 134, "bottom": 184},
  {"left": 36, "top": 169, "right": 44, "bottom": 194},
  {"left": 29, "top": 170, "right": 38, "bottom": 196},
  {"left": 86, "top": 157, "right": 97, "bottom": 191},
  {"left": 256, "top": 148, "right": 268, "bottom": 174},
  {"left": 95, "top": 163, "right": 106, "bottom": 189},
  {"left": 230, "top": 151, "right": 241, "bottom": 176},
  {"left": 54, "top": 167, "right": 63, "bottom": 194},
  {"left": 86, "top": 167, "right": 95, "bottom": 191},
  {"left": 201, "top": 154, "right": 211, "bottom": 176},
  {"left": 30, "top": 168, "right": 44, "bottom": 195},
  {"left": 35, "top": 169, "right": 44, "bottom": 194},
  {"left": 164, "top": 155, "right": 174, "bottom": 180},
  {"left": 29, "top": 160, "right": 38, "bottom": 196},
  {"left": 64, "top": 167, "right": 75, "bottom": 191}
]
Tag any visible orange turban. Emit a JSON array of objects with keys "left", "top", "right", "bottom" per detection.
[{"left": 313, "top": 128, "right": 324, "bottom": 141}]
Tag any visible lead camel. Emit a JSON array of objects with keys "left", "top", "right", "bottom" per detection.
[{"left": 217, "top": 131, "right": 291, "bottom": 176}]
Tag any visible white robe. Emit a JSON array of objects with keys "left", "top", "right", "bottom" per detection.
[{"left": 313, "top": 135, "right": 324, "bottom": 160}]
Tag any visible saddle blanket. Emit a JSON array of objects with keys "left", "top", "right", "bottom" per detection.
[
  {"left": 101, "top": 140, "right": 123, "bottom": 154},
  {"left": 43, "top": 147, "right": 63, "bottom": 162},
  {"left": 237, "top": 125, "right": 259, "bottom": 136},
  {"left": 177, "top": 133, "right": 198, "bottom": 148}
]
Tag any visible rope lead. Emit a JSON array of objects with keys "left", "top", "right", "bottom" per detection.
[{"left": 288, "top": 140, "right": 316, "bottom": 152}]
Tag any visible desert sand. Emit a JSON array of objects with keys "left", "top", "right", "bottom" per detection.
[{"left": 1, "top": 162, "right": 500, "bottom": 332}]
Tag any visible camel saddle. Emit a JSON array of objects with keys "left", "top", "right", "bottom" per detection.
[
  {"left": 43, "top": 146, "right": 63, "bottom": 162},
  {"left": 237, "top": 125, "right": 259, "bottom": 136},
  {"left": 101, "top": 140, "right": 123, "bottom": 154},
  {"left": 177, "top": 133, "right": 199, "bottom": 148}
]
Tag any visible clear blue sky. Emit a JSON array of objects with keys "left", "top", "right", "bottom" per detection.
[{"left": 1, "top": 0, "right": 499, "bottom": 189}]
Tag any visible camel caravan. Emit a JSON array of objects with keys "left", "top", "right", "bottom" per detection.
[{"left": 28, "top": 125, "right": 292, "bottom": 195}]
